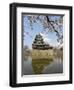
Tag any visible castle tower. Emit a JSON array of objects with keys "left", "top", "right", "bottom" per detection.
[{"left": 32, "top": 33, "right": 50, "bottom": 50}]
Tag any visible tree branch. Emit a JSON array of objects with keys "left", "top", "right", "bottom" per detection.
[{"left": 46, "top": 16, "right": 59, "bottom": 34}]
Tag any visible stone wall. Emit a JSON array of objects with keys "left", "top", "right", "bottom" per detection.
[{"left": 32, "top": 49, "right": 53, "bottom": 59}]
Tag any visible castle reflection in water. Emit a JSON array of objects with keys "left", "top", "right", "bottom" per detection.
[{"left": 22, "top": 55, "right": 63, "bottom": 75}]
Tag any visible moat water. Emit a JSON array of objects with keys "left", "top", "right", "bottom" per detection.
[{"left": 22, "top": 56, "right": 63, "bottom": 75}]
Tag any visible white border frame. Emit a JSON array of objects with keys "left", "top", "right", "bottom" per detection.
[{"left": 16, "top": 7, "right": 70, "bottom": 83}]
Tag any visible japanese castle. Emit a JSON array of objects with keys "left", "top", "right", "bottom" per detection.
[{"left": 32, "top": 33, "right": 53, "bottom": 50}]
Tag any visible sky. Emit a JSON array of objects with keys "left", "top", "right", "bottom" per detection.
[{"left": 23, "top": 15, "right": 63, "bottom": 49}]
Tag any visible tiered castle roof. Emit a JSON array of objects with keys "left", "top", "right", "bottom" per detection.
[{"left": 32, "top": 33, "right": 53, "bottom": 50}]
